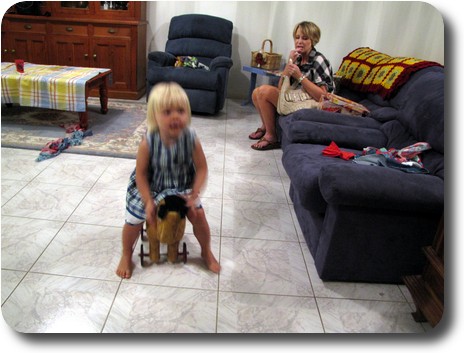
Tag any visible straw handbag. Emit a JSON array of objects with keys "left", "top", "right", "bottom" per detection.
[
  {"left": 251, "top": 39, "right": 282, "bottom": 71},
  {"left": 277, "top": 75, "right": 319, "bottom": 115}
]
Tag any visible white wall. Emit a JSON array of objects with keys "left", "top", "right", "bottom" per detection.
[{"left": 146, "top": 1, "right": 444, "bottom": 99}]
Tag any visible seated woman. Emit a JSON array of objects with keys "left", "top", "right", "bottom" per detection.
[{"left": 249, "top": 21, "right": 335, "bottom": 150}]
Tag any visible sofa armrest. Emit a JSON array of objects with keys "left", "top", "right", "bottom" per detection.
[
  {"left": 279, "top": 119, "right": 387, "bottom": 149},
  {"left": 209, "top": 56, "right": 233, "bottom": 71},
  {"left": 318, "top": 163, "right": 444, "bottom": 212},
  {"left": 148, "top": 51, "right": 177, "bottom": 67},
  {"left": 285, "top": 108, "right": 382, "bottom": 129}
]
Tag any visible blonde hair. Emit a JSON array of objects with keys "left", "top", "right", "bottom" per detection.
[
  {"left": 293, "top": 21, "right": 321, "bottom": 47},
  {"left": 146, "top": 82, "right": 191, "bottom": 133}
]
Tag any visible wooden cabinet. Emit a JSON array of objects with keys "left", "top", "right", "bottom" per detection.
[
  {"left": 1, "top": 1, "right": 147, "bottom": 100},
  {"left": 92, "top": 36, "right": 132, "bottom": 92},
  {"left": 49, "top": 1, "right": 140, "bottom": 20},
  {"left": 403, "top": 215, "right": 444, "bottom": 328},
  {"left": 48, "top": 21, "right": 90, "bottom": 67},
  {"left": 1, "top": 19, "right": 48, "bottom": 64}
]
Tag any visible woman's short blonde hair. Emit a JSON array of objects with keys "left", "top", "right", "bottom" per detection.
[
  {"left": 146, "top": 82, "right": 191, "bottom": 133},
  {"left": 293, "top": 21, "right": 321, "bottom": 47}
]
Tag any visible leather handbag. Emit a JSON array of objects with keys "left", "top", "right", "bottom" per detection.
[{"left": 277, "top": 75, "right": 319, "bottom": 116}]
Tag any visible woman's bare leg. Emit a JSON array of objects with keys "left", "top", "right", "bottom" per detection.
[
  {"left": 249, "top": 87, "right": 266, "bottom": 139},
  {"left": 251, "top": 85, "right": 280, "bottom": 149}
]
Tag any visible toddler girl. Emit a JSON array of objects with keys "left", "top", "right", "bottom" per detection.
[{"left": 116, "top": 82, "right": 220, "bottom": 279}]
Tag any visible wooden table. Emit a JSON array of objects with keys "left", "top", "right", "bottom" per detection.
[
  {"left": 79, "top": 70, "right": 111, "bottom": 129},
  {"left": 1, "top": 62, "right": 112, "bottom": 130}
]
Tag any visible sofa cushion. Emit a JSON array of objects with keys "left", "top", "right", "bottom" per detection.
[
  {"left": 148, "top": 52, "right": 176, "bottom": 66},
  {"left": 394, "top": 70, "right": 444, "bottom": 154},
  {"left": 421, "top": 150, "right": 444, "bottom": 180},
  {"left": 166, "top": 15, "right": 232, "bottom": 61},
  {"left": 279, "top": 110, "right": 387, "bottom": 150},
  {"left": 380, "top": 120, "right": 417, "bottom": 149},
  {"left": 166, "top": 38, "right": 231, "bottom": 64},
  {"left": 283, "top": 120, "right": 387, "bottom": 150},
  {"left": 283, "top": 107, "right": 382, "bottom": 128},
  {"left": 367, "top": 106, "right": 398, "bottom": 122},
  {"left": 318, "top": 163, "right": 444, "bottom": 212},
  {"left": 168, "top": 14, "right": 233, "bottom": 44},
  {"left": 147, "top": 65, "right": 222, "bottom": 91}
]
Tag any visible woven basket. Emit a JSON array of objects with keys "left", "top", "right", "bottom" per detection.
[{"left": 251, "top": 39, "right": 282, "bottom": 71}]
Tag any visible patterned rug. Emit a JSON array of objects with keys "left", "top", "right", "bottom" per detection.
[{"left": 1, "top": 97, "right": 147, "bottom": 159}]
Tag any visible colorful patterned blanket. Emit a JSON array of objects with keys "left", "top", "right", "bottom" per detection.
[
  {"left": 1, "top": 62, "right": 110, "bottom": 112},
  {"left": 335, "top": 47, "right": 443, "bottom": 100}
]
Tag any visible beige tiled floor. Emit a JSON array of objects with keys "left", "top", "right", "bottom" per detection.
[{"left": 1, "top": 99, "right": 430, "bottom": 333}]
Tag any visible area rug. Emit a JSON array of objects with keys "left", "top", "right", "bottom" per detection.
[{"left": 1, "top": 97, "right": 147, "bottom": 159}]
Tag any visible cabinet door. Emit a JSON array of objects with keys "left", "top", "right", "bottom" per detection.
[
  {"left": 1, "top": 32, "right": 14, "bottom": 62},
  {"left": 50, "top": 1, "right": 95, "bottom": 17},
  {"left": 49, "top": 36, "right": 90, "bottom": 67},
  {"left": 3, "top": 33, "right": 48, "bottom": 64},
  {"left": 49, "top": 1, "right": 144, "bottom": 20},
  {"left": 1, "top": 18, "right": 47, "bottom": 63},
  {"left": 91, "top": 37, "right": 132, "bottom": 91}
]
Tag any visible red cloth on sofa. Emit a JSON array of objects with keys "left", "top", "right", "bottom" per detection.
[{"left": 322, "top": 141, "right": 356, "bottom": 160}]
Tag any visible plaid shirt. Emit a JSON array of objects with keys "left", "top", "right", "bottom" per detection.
[{"left": 296, "top": 48, "right": 334, "bottom": 92}]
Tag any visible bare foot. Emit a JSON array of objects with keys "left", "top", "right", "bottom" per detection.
[
  {"left": 202, "top": 251, "right": 221, "bottom": 273},
  {"left": 116, "top": 254, "right": 134, "bottom": 279}
]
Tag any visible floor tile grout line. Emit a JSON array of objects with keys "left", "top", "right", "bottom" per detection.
[
  {"left": 61, "top": 159, "right": 114, "bottom": 225},
  {"left": 0, "top": 153, "right": 58, "bottom": 208},
  {"left": 296, "top": 239, "right": 326, "bottom": 332},
  {"left": 101, "top": 279, "right": 124, "bottom": 333},
  {"left": 0, "top": 270, "right": 28, "bottom": 307},
  {"left": 1, "top": 157, "right": 117, "bottom": 308},
  {"left": 213, "top": 97, "right": 229, "bottom": 333}
]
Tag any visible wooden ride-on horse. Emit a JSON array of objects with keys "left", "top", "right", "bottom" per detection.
[{"left": 140, "top": 195, "right": 189, "bottom": 266}]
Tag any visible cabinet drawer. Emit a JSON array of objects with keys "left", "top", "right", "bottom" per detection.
[
  {"left": 8, "top": 21, "right": 46, "bottom": 34},
  {"left": 93, "top": 25, "right": 131, "bottom": 38},
  {"left": 50, "top": 23, "right": 88, "bottom": 36}
]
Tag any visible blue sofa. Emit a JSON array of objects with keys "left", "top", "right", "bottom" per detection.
[
  {"left": 146, "top": 14, "right": 233, "bottom": 115},
  {"left": 278, "top": 60, "right": 444, "bottom": 283}
]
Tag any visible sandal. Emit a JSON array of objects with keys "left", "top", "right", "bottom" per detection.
[
  {"left": 251, "top": 137, "right": 281, "bottom": 151},
  {"left": 249, "top": 127, "right": 266, "bottom": 140}
]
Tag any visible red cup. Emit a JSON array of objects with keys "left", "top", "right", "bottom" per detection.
[{"left": 15, "top": 59, "right": 24, "bottom": 73}]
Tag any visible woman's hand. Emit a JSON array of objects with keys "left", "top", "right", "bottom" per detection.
[
  {"left": 283, "top": 62, "right": 302, "bottom": 79},
  {"left": 289, "top": 50, "right": 301, "bottom": 63},
  {"left": 283, "top": 50, "right": 302, "bottom": 78}
]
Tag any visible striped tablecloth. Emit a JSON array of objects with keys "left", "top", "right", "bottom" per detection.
[{"left": 1, "top": 62, "right": 111, "bottom": 112}]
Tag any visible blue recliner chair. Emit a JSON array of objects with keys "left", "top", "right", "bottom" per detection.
[{"left": 146, "top": 14, "right": 233, "bottom": 115}]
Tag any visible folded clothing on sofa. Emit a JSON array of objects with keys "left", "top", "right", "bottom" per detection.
[{"left": 353, "top": 142, "right": 431, "bottom": 173}]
